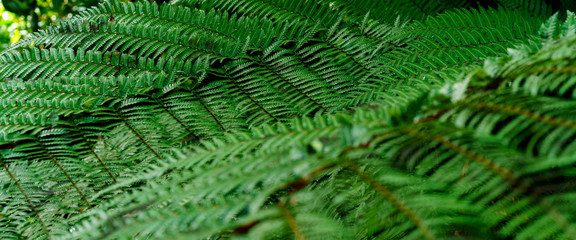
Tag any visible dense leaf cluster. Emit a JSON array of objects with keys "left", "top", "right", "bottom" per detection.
[{"left": 1, "top": 0, "right": 576, "bottom": 239}]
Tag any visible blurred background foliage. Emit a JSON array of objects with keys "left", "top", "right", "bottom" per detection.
[{"left": 0, "top": 0, "right": 100, "bottom": 51}]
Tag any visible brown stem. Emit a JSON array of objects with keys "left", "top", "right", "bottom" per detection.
[
  {"left": 347, "top": 163, "right": 436, "bottom": 240},
  {"left": 1, "top": 160, "right": 51, "bottom": 239},
  {"left": 277, "top": 200, "right": 306, "bottom": 240},
  {"left": 36, "top": 139, "right": 91, "bottom": 207}
]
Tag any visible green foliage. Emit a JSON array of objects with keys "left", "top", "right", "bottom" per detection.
[
  {"left": 0, "top": 0, "right": 101, "bottom": 51},
  {"left": 1, "top": 0, "right": 576, "bottom": 239}
]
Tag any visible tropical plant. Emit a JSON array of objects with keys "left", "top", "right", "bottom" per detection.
[
  {"left": 0, "top": 0, "right": 100, "bottom": 51},
  {"left": 1, "top": 0, "right": 576, "bottom": 239}
]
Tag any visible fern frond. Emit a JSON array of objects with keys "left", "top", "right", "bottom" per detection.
[
  {"left": 496, "top": 0, "right": 554, "bottom": 16},
  {"left": 340, "top": 8, "right": 541, "bottom": 109},
  {"left": 0, "top": 48, "right": 203, "bottom": 80},
  {"left": 2, "top": 1, "right": 576, "bottom": 239}
]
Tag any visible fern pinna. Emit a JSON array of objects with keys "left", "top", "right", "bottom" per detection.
[{"left": 0, "top": 0, "right": 575, "bottom": 239}]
